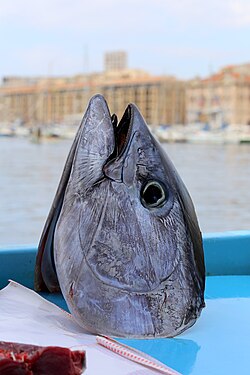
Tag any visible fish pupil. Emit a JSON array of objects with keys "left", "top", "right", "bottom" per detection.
[
  {"left": 144, "top": 185, "right": 162, "bottom": 204},
  {"left": 141, "top": 181, "right": 166, "bottom": 208}
]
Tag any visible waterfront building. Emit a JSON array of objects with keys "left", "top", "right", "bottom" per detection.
[
  {"left": 186, "top": 63, "right": 250, "bottom": 126},
  {"left": 1, "top": 60, "right": 250, "bottom": 133},
  {"left": 104, "top": 51, "right": 128, "bottom": 72},
  {"left": 0, "top": 69, "right": 186, "bottom": 128}
]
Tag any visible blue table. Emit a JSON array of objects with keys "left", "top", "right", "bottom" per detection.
[{"left": 1, "top": 231, "right": 250, "bottom": 375}]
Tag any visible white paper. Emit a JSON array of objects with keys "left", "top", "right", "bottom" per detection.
[{"left": 0, "top": 281, "right": 171, "bottom": 375}]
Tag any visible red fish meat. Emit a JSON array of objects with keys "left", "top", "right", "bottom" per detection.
[{"left": 0, "top": 341, "right": 86, "bottom": 375}]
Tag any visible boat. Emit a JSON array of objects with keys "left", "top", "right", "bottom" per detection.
[
  {"left": 0, "top": 230, "right": 250, "bottom": 375},
  {"left": 153, "top": 122, "right": 250, "bottom": 145},
  {"left": 0, "top": 125, "right": 15, "bottom": 137}
]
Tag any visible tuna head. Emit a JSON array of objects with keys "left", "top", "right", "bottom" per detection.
[{"left": 35, "top": 94, "right": 205, "bottom": 338}]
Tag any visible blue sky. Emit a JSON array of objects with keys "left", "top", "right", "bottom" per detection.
[{"left": 0, "top": 0, "right": 250, "bottom": 79}]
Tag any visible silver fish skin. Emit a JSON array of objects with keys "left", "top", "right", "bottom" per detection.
[{"left": 35, "top": 94, "right": 205, "bottom": 338}]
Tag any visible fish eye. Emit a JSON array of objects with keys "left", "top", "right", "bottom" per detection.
[{"left": 141, "top": 181, "right": 167, "bottom": 209}]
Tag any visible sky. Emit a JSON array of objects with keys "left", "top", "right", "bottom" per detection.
[{"left": 0, "top": 0, "right": 250, "bottom": 80}]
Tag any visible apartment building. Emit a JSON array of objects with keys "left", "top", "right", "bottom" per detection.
[
  {"left": 0, "top": 69, "right": 186, "bottom": 127},
  {"left": 186, "top": 64, "right": 250, "bottom": 126}
]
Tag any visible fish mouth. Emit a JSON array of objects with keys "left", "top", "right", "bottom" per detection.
[
  {"left": 107, "top": 104, "right": 134, "bottom": 163},
  {"left": 99, "top": 98, "right": 139, "bottom": 184},
  {"left": 74, "top": 94, "right": 136, "bottom": 185},
  {"left": 113, "top": 105, "right": 133, "bottom": 157}
]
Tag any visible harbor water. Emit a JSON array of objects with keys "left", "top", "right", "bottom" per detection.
[{"left": 0, "top": 137, "right": 249, "bottom": 246}]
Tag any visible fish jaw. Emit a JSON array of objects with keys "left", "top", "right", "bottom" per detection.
[{"left": 67, "top": 94, "right": 115, "bottom": 192}]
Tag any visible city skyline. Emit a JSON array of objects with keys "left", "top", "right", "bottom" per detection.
[{"left": 1, "top": 0, "right": 250, "bottom": 80}]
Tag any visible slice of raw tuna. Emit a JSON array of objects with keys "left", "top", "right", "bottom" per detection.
[{"left": 0, "top": 341, "right": 86, "bottom": 375}]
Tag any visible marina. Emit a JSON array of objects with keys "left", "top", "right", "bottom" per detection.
[
  {"left": 1, "top": 121, "right": 250, "bottom": 144},
  {"left": 0, "top": 137, "right": 249, "bottom": 247},
  {"left": 153, "top": 123, "right": 250, "bottom": 144}
]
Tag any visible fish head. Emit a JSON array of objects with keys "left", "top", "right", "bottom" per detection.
[{"left": 36, "top": 94, "right": 205, "bottom": 338}]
